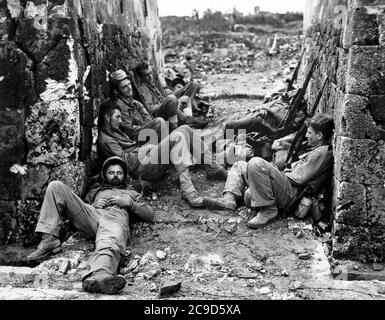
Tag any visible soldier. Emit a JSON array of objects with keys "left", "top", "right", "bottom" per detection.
[
  {"left": 204, "top": 114, "right": 334, "bottom": 228},
  {"left": 97, "top": 102, "right": 227, "bottom": 208},
  {"left": 27, "top": 156, "right": 153, "bottom": 294}
]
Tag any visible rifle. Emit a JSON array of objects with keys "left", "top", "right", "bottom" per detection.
[
  {"left": 286, "top": 77, "right": 328, "bottom": 165},
  {"left": 247, "top": 59, "right": 318, "bottom": 151},
  {"left": 287, "top": 48, "right": 305, "bottom": 93},
  {"left": 280, "top": 58, "right": 318, "bottom": 129}
]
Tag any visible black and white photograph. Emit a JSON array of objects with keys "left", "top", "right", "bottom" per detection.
[{"left": 0, "top": 0, "right": 385, "bottom": 307}]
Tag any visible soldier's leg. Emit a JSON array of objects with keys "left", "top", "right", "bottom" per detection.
[
  {"left": 35, "top": 181, "right": 99, "bottom": 238},
  {"left": 82, "top": 210, "right": 129, "bottom": 295},
  {"left": 247, "top": 157, "right": 297, "bottom": 228},
  {"left": 203, "top": 161, "right": 248, "bottom": 211},
  {"left": 28, "top": 181, "right": 100, "bottom": 262}
]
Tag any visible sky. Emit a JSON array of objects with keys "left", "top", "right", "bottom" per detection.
[{"left": 157, "top": 0, "right": 306, "bottom": 17}]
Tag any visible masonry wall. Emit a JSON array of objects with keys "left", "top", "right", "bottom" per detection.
[
  {"left": 304, "top": 0, "right": 385, "bottom": 262},
  {"left": 0, "top": 0, "right": 163, "bottom": 245}
]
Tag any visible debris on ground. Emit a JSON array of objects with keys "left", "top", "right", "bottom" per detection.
[{"left": 159, "top": 280, "right": 182, "bottom": 298}]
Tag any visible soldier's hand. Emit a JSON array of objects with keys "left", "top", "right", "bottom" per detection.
[
  {"left": 95, "top": 199, "right": 111, "bottom": 209},
  {"left": 109, "top": 196, "right": 133, "bottom": 208}
]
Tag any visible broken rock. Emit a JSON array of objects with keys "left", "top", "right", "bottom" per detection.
[
  {"left": 59, "top": 260, "right": 71, "bottom": 274},
  {"left": 298, "top": 253, "right": 312, "bottom": 261},
  {"left": 281, "top": 270, "right": 289, "bottom": 277},
  {"left": 156, "top": 250, "right": 167, "bottom": 261},
  {"left": 373, "top": 263, "right": 384, "bottom": 272},
  {"left": 257, "top": 287, "right": 271, "bottom": 295},
  {"left": 159, "top": 280, "right": 182, "bottom": 297},
  {"left": 144, "top": 269, "right": 161, "bottom": 280}
]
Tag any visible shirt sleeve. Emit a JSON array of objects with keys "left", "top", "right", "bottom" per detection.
[
  {"left": 285, "top": 149, "right": 325, "bottom": 185},
  {"left": 129, "top": 191, "right": 154, "bottom": 221},
  {"left": 137, "top": 101, "right": 152, "bottom": 124},
  {"left": 119, "top": 105, "right": 142, "bottom": 139}
]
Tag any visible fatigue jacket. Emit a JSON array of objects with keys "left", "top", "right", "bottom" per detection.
[
  {"left": 97, "top": 128, "right": 140, "bottom": 173},
  {"left": 137, "top": 81, "right": 165, "bottom": 114},
  {"left": 115, "top": 97, "right": 153, "bottom": 140},
  {"left": 285, "top": 145, "right": 333, "bottom": 193},
  {"left": 84, "top": 181, "right": 153, "bottom": 222}
]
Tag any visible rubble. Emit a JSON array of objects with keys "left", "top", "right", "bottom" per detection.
[
  {"left": 298, "top": 253, "right": 312, "bottom": 261},
  {"left": 156, "top": 250, "right": 167, "bottom": 261},
  {"left": 373, "top": 263, "right": 384, "bottom": 272},
  {"left": 257, "top": 287, "right": 271, "bottom": 295},
  {"left": 159, "top": 280, "right": 182, "bottom": 298},
  {"left": 58, "top": 260, "right": 71, "bottom": 274}
]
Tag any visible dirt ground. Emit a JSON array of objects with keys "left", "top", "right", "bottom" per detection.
[{"left": 1, "top": 57, "right": 385, "bottom": 300}]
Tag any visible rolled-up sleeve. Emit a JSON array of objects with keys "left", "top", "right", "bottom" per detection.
[{"left": 285, "top": 150, "right": 324, "bottom": 186}]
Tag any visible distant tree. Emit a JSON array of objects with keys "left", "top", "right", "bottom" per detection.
[
  {"left": 203, "top": 9, "right": 213, "bottom": 19},
  {"left": 192, "top": 9, "right": 199, "bottom": 20}
]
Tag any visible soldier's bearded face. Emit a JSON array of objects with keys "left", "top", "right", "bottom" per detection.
[
  {"left": 105, "top": 164, "right": 125, "bottom": 185},
  {"left": 142, "top": 67, "right": 153, "bottom": 83}
]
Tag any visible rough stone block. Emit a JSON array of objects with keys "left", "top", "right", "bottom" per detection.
[
  {"left": 25, "top": 100, "right": 80, "bottom": 166},
  {"left": 367, "top": 184, "right": 385, "bottom": 227},
  {"left": 336, "top": 48, "right": 348, "bottom": 92},
  {"left": 0, "top": 43, "right": 35, "bottom": 108},
  {"left": 335, "top": 137, "right": 385, "bottom": 185},
  {"left": 343, "top": 7, "right": 380, "bottom": 49},
  {"left": 0, "top": 125, "right": 25, "bottom": 200},
  {"left": 332, "top": 223, "right": 385, "bottom": 262},
  {"left": 369, "top": 95, "right": 385, "bottom": 122},
  {"left": 346, "top": 45, "right": 385, "bottom": 96},
  {"left": 21, "top": 165, "right": 51, "bottom": 200},
  {"left": 335, "top": 94, "right": 380, "bottom": 139},
  {"left": 15, "top": 17, "right": 71, "bottom": 63},
  {"left": 0, "top": 267, "right": 35, "bottom": 286},
  {"left": 335, "top": 181, "right": 367, "bottom": 226}
]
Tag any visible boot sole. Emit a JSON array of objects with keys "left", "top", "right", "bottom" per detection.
[
  {"left": 203, "top": 198, "right": 236, "bottom": 211},
  {"left": 83, "top": 275, "right": 126, "bottom": 295},
  {"left": 27, "top": 246, "right": 62, "bottom": 263}
]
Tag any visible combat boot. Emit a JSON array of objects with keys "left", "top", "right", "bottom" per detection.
[
  {"left": 82, "top": 270, "right": 126, "bottom": 295},
  {"left": 179, "top": 169, "right": 204, "bottom": 208},
  {"left": 203, "top": 192, "right": 237, "bottom": 211},
  {"left": 27, "top": 234, "right": 62, "bottom": 263},
  {"left": 247, "top": 205, "right": 279, "bottom": 229}
]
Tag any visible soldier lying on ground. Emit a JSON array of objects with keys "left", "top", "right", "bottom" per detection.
[
  {"left": 109, "top": 70, "right": 168, "bottom": 144},
  {"left": 27, "top": 156, "right": 153, "bottom": 294},
  {"left": 204, "top": 114, "right": 334, "bottom": 228},
  {"left": 134, "top": 61, "right": 180, "bottom": 131},
  {"left": 97, "top": 102, "right": 228, "bottom": 208}
]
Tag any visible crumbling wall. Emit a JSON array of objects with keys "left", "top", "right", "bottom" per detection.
[
  {"left": 0, "top": 0, "right": 163, "bottom": 245},
  {"left": 304, "top": 0, "right": 385, "bottom": 262}
]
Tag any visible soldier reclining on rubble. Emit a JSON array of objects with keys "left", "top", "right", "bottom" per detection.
[
  {"left": 97, "top": 102, "right": 227, "bottom": 208},
  {"left": 109, "top": 70, "right": 168, "bottom": 144},
  {"left": 204, "top": 114, "right": 334, "bottom": 228},
  {"left": 27, "top": 156, "right": 153, "bottom": 295}
]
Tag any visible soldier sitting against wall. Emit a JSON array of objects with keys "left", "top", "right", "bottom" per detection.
[
  {"left": 204, "top": 114, "right": 334, "bottom": 228},
  {"left": 109, "top": 70, "right": 168, "bottom": 144},
  {"left": 170, "top": 77, "right": 211, "bottom": 129},
  {"left": 134, "top": 61, "right": 180, "bottom": 131},
  {"left": 97, "top": 102, "right": 227, "bottom": 208},
  {"left": 27, "top": 156, "right": 153, "bottom": 295}
]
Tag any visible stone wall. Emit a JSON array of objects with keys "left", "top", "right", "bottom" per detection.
[
  {"left": 0, "top": 0, "right": 163, "bottom": 245},
  {"left": 304, "top": 0, "right": 385, "bottom": 262}
]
